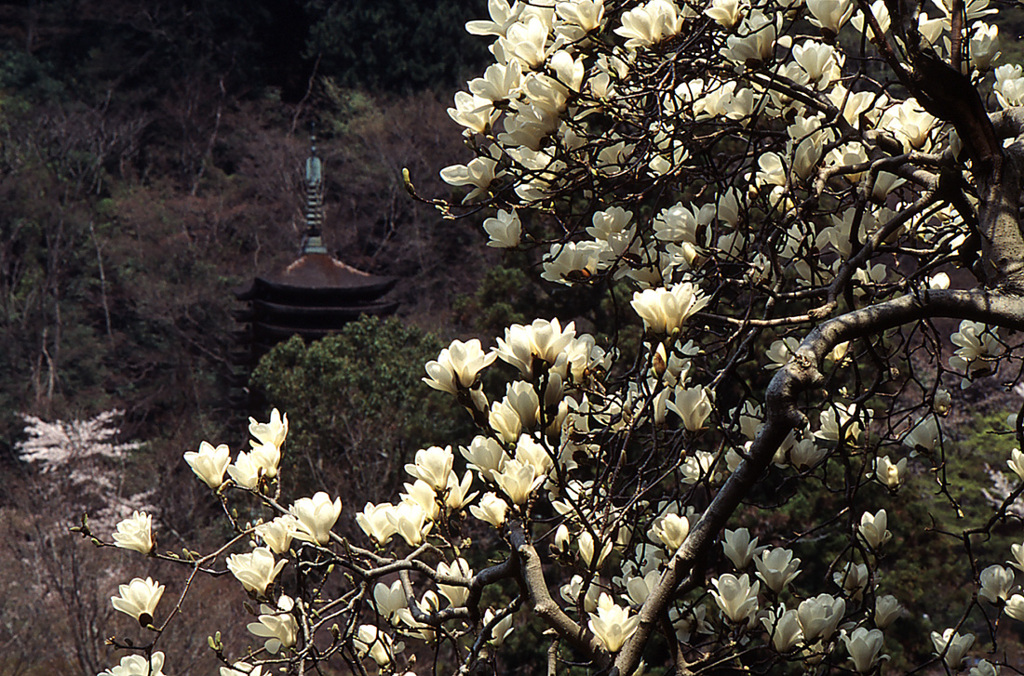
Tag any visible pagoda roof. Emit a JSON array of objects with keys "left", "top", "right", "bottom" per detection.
[{"left": 235, "top": 253, "right": 397, "bottom": 302}]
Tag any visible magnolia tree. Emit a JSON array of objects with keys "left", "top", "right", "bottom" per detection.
[{"left": 90, "top": 0, "right": 1024, "bottom": 674}]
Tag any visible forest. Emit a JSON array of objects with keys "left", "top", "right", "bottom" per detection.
[{"left": 7, "top": 1, "right": 1024, "bottom": 675}]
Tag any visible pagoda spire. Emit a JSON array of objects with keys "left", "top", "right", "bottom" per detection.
[{"left": 302, "top": 127, "right": 328, "bottom": 255}]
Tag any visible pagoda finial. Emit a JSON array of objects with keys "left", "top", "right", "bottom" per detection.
[{"left": 302, "top": 123, "right": 328, "bottom": 255}]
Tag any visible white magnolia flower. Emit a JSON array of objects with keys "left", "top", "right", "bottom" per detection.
[
  {"left": 220, "top": 663, "right": 263, "bottom": 676},
  {"left": 99, "top": 652, "right": 167, "bottom": 676},
  {"left": 247, "top": 595, "right": 298, "bottom": 654},
  {"left": 754, "top": 547, "right": 801, "bottom": 594},
  {"left": 423, "top": 339, "right": 497, "bottom": 394},
  {"left": 405, "top": 445, "right": 455, "bottom": 491},
  {"left": 494, "top": 318, "right": 577, "bottom": 378},
  {"left": 903, "top": 416, "right": 940, "bottom": 454},
  {"left": 842, "top": 627, "right": 886, "bottom": 673},
  {"left": 833, "top": 562, "right": 870, "bottom": 599},
  {"left": 614, "top": 0, "right": 684, "bottom": 49},
  {"left": 112, "top": 511, "right": 154, "bottom": 554},
  {"left": 798, "top": 593, "right": 845, "bottom": 641},
  {"left": 816, "top": 402, "right": 864, "bottom": 443},
  {"left": 705, "top": 0, "right": 746, "bottom": 30},
  {"left": 494, "top": 458, "right": 542, "bottom": 504},
  {"left": 387, "top": 500, "right": 432, "bottom": 546},
  {"left": 761, "top": 607, "right": 803, "bottom": 652},
  {"left": 470, "top": 492, "right": 509, "bottom": 528},
  {"left": 444, "top": 470, "right": 478, "bottom": 511},
  {"left": 650, "top": 512, "right": 690, "bottom": 551},
  {"left": 711, "top": 573, "right": 760, "bottom": 623},
  {"left": 440, "top": 157, "right": 498, "bottom": 202},
  {"left": 979, "top": 565, "right": 1015, "bottom": 604},
  {"left": 484, "top": 607, "right": 516, "bottom": 645},
  {"left": 631, "top": 282, "right": 709, "bottom": 334},
  {"left": 588, "top": 593, "right": 639, "bottom": 652},
  {"left": 1010, "top": 540, "right": 1024, "bottom": 572},
  {"left": 722, "top": 10, "right": 777, "bottom": 65},
  {"left": 436, "top": 558, "right": 473, "bottom": 607},
  {"left": 503, "top": 15, "right": 549, "bottom": 68},
  {"left": 354, "top": 624, "right": 397, "bottom": 666},
  {"left": 289, "top": 492, "right": 342, "bottom": 545},
  {"left": 969, "top": 660, "right": 1001, "bottom": 676},
  {"left": 949, "top": 320, "right": 1001, "bottom": 386},
  {"left": 226, "top": 451, "right": 262, "bottom": 490},
  {"left": 1006, "top": 594, "right": 1024, "bottom": 620},
  {"left": 227, "top": 546, "right": 286, "bottom": 595},
  {"left": 578, "top": 530, "right": 613, "bottom": 567},
  {"left": 668, "top": 386, "right": 713, "bottom": 431},
  {"left": 373, "top": 580, "right": 407, "bottom": 619},
  {"left": 807, "top": 0, "right": 855, "bottom": 34},
  {"left": 540, "top": 240, "right": 609, "bottom": 285},
  {"left": 184, "top": 441, "right": 231, "bottom": 488},
  {"left": 874, "top": 594, "right": 901, "bottom": 628},
  {"left": 931, "top": 628, "right": 975, "bottom": 670},
  {"left": 356, "top": 502, "right": 398, "bottom": 545},
  {"left": 483, "top": 209, "right": 522, "bottom": 248},
  {"left": 249, "top": 408, "right": 288, "bottom": 451},
  {"left": 255, "top": 515, "right": 300, "bottom": 554},
  {"left": 722, "top": 528, "right": 762, "bottom": 569},
  {"left": 460, "top": 435, "right": 509, "bottom": 481},
  {"left": 857, "top": 509, "right": 892, "bottom": 549},
  {"left": 448, "top": 90, "right": 499, "bottom": 134},
  {"left": 1008, "top": 448, "right": 1024, "bottom": 481},
  {"left": 874, "top": 455, "right": 907, "bottom": 489},
  {"left": 111, "top": 577, "right": 164, "bottom": 624},
  {"left": 248, "top": 442, "right": 281, "bottom": 479}
]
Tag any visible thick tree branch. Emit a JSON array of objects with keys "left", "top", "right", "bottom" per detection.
[
  {"left": 507, "top": 520, "right": 612, "bottom": 669},
  {"left": 613, "top": 289, "right": 1024, "bottom": 675}
]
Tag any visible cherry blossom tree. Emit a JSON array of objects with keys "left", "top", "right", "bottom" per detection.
[{"left": 89, "top": 1, "right": 1024, "bottom": 675}]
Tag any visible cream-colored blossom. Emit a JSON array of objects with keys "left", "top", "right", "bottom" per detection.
[
  {"left": 247, "top": 595, "right": 298, "bottom": 654},
  {"left": 631, "top": 282, "right": 709, "bottom": 334},
  {"left": 99, "top": 652, "right": 167, "bottom": 676},
  {"left": 754, "top": 547, "right": 801, "bottom": 594},
  {"left": 761, "top": 607, "right": 803, "bottom": 652},
  {"left": 112, "top": 511, "right": 154, "bottom": 554},
  {"left": 613, "top": 0, "right": 684, "bottom": 49},
  {"left": 470, "top": 492, "right": 509, "bottom": 528},
  {"left": 255, "top": 515, "right": 300, "bottom": 554},
  {"left": 227, "top": 546, "right": 286, "bottom": 595},
  {"left": 874, "top": 455, "right": 907, "bottom": 489},
  {"left": 711, "top": 573, "right": 760, "bottom": 623},
  {"left": 436, "top": 558, "right": 473, "bottom": 607},
  {"left": 857, "top": 509, "right": 892, "bottom": 549},
  {"left": 111, "top": 577, "right": 164, "bottom": 624},
  {"left": 798, "top": 593, "right": 845, "bottom": 641},
  {"left": 842, "top": 627, "right": 886, "bottom": 673},
  {"left": 289, "top": 492, "right": 342, "bottom": 545},
  {"left": 588, "top": 593, "right": 639, "bottom": 652},
  {"left": 357, "top": 502, "right": 398, "bottom": 545},
  {"left": 874, "top": 594, "right": 901, "bottom": 628},
  {"left": 807, "top": 0, "right": 854, "bottom": 34},
  {"left": 979, "top": 565, "right": 1015, "bottom": 604},
  {"left": 423, "top": 339, "right": 497, "bottom": 394},
  {"left": 931, "top": 628, "right": 975, "bottom": 670},
  {"left": 354, "top": 625, "right": 397, "bottom": 666},
  {"left": 184, "top": 441, "right": 231, "bottom": 488},
  {"left": 226, "top": 451, "right": 262, "bottom": 490},
  {"left": 405, "top": 446, "right": 455, "bottom": 491},
  {"left": 387, "top": 500, "right": 433, "bottom": 546},
  {"left": 722, "top": 528, "right": 762, "bottom": 569}
]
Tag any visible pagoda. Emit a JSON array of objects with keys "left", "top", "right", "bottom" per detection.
[{"left": 232, "top": 136, "right": 399, "bottom": 366}]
